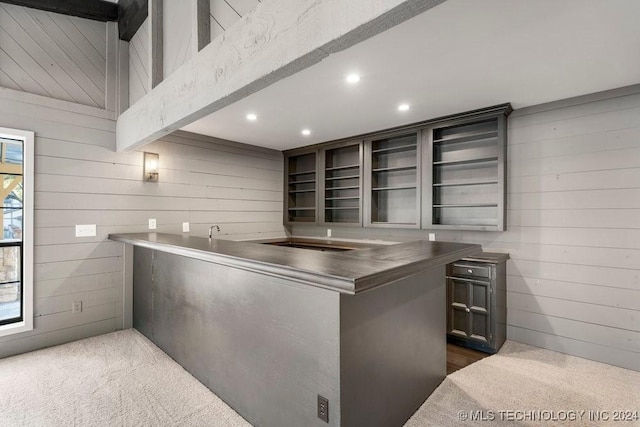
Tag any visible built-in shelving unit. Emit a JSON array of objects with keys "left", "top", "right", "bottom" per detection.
[
  {"left": 428, "top": 114, "right": 507, "bottom": 230},
  {"left": 282, "top": 103, "right": 512, "bottom": 232},
  {"left": 321, "top": 143, "right": 362, "bottom": 225},
  {"left": 366, "top": 132, "right": 420, "bottom": 228},
  {"left": 286, "top": 152, "right": 317, "bottom": 223}
]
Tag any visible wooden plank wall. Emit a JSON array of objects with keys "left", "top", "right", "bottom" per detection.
[
  {"left": 209, "top": 0, "right": 260, "bottom": 41},
  {"left": 128, "top": 17, "right": 150, "bottom": 106},
  {"left": 291, "top": 90, "right": 640, "bottom": 371},
  {"left": 0, "top": 3, "right": 107, "bottom": 108},
  {"left": 163, "top": 0, "right": 193, "bottom": 78},
  {"left": 0, "top": 86, "right": 284, "bottom": 358}
]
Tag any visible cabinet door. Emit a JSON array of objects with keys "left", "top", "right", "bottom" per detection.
[
  {"left": 447, "top": 278, "right": 471, "bottom": 338},
  {"left": 468, "top": 280, "right": 491, "bottom": 343},
  {"left": 447, "top": 278, "right": 491, "bottom": 343}
]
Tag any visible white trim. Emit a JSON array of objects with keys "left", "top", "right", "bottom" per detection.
[{"left": 0, "top": 127, "right": 34, "bottom": 338}]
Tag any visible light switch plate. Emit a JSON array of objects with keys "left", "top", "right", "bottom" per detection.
[
  {"left": 327, "top": 228, "right": 332, "bottom": 237},
  {"left": 75, "top": 224, "right": 96, "bottom": 237},
  {"left": 148, "top": 218, "right": 157, "bottom": 230},
  {"left": 182, "top": 222, "right": 190, "bottom": 232},
  {"left": 428, "top": 233, "right": 436, "bottom": 241}
]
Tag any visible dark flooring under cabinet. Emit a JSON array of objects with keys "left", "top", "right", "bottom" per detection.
[{"left": 447, "top": 343, "right": 489, "bottom": 375}]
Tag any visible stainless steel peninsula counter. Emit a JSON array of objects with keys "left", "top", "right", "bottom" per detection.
[{"left": 109, "top": 233, "right": 480, "bottom": 427}]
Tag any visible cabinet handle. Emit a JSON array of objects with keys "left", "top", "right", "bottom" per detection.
[
  {"left": 465, "top": 308, "right": 470, "bottom": 313},
  {"left": 467, "top": 269, "right": 473, "bottom": 274}
]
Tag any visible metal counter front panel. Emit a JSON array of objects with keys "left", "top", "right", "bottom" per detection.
[{"left": 133, "top": 246, "right": 341, "bottom": 427}]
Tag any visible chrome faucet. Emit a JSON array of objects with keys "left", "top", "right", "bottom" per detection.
[{"left": 208, "top": 225, "right": 220, "bottom": 239}]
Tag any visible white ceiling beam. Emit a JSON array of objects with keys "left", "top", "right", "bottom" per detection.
[{"left": 116, "top": 0, "right": 446, "bottom": 151}]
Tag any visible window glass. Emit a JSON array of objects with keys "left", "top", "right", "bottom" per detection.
[{"left": 0, "top": 138, "right": 23, "bottom": 326}]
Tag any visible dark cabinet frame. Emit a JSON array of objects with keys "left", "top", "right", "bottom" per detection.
[
  {"left": 446, "top": 254, "right": 508, "bottom": 354},
  {"left": 363, "top": 129, "right": 422, "bottom": 229},
  {"left": 283, "top": 103, "right": 512, "bottom": 231},
  {"left": 422, "top": 107, "right": 510, "bottom": 231},
  {"left": 318, "top": 140, "right": 364, "bottom": 227}
]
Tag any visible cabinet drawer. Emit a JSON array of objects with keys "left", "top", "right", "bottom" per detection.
[{"left": 451, "top": 263, "right": 491, "bottom": 279}]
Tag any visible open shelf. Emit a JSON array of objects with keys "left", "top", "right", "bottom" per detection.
[
  {"left": 288, "top": 170, "right": 316, "bottom": 176},
  {"left": 323, "top": 143, "right": 361, "bottom": 224},
  {"left": 288, "top": 189, "right": 316, "bottom": 193},
  {"left": 325, "top": 164, "right": 359, "bottom": 172},
  {"left": 433, "top": 203, "right": 498, "bottom": 208},
  {"left": 325, "top": 174, "right": 359, "bottom": 181},
  {"left": 372, "top": 144, "right": 417, "bottom": 154},
  {"left": 326, "top": 185, "right": 359, "bottom": 191},
  {"left": 433, "top": 157, "right": 498, "bottom": 167},
  {"left": 433, "top": 180, "right": 498, "bottom": 187},
  {"left": 289, "top": 179, "right": 316, "bottom": 185},
  {"left": 326, "top": 196, "right": 359, "bottom": 201},
  {"left": 372, "top": 165, "right": 417, "bottom": 173},
  {"left": 369, "top": 132, "right": 419, "bottom": 227},
  {"left": 372, "top": 185, "right": 416, "bottom": 191},
  {"left": 287, "top": 152, "right": 318, "bottom": 223},
  {"left": 429, "top": 114, "right": 506, "bottom": 230},
  {"left": 433, "top": 130, "right": 498, "bottom": 145}
]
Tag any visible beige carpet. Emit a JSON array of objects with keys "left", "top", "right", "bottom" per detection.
[
  {"left": 407, "top": 341, "right": 640, "bottom": 426},
  {"left": 1, "top": 331, "right": 638, "bottom": 426},
  {"left": 0, "top": 329, "right": 250, "bottom": 426}
]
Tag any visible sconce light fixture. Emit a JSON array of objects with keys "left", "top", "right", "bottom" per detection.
[{"left": 143, "top": 152, "right": 159, "bottom": 182}]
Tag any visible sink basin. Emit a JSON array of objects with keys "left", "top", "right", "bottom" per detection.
[{"left": 248, "top": 237, "right": 378, "bottom": 252}]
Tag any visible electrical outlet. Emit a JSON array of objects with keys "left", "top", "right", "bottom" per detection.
[
  {"left": 317, "top": 395, "right": 329, "bottom": 423},
  {"left": 182, "top": 222, "right": 190, "bottom": 232},
  {"left": 428, "top": 233, "right": 436, "bottom": 241},
  {"left": 327, "top": 228, "right": 332, "bottom": 238},
  {"left": 148, "top": 218, "right": 157, "bottom": 230},
  {"left": 75, "top": 224, "right": 96, "bottom": 237},
  {"left": 72, "top": 301, "right": 82, "bottom": 314}
]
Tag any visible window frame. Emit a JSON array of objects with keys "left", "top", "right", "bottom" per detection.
[{"left": 0, "top": 127, "right": 34, "bottom": 337}]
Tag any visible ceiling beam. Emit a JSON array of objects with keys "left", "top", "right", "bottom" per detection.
[
  {"left": 118, "top": 0, "right": 148, "bottom": 42},
  {"left": 116, "top": 0, "right": 447, "bottom": 152},
  {"left": 0, "top": 0, "right": 118, "bottom": 21}
]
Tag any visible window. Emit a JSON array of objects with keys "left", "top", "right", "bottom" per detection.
[{"left": 0, "top": 128, "right": 33, "bottom": 337}]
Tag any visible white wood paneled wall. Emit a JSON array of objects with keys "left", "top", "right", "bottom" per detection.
[
  {"left": 210, "top": 0, "right": 260, "bottom": 41},
  {"left": 0, "top": 3, "right": 107, "bottom": 108},
  {"left": 128, "top": 17, "right": 150, "bottom": 106},
  {"left": 291, "top": 89, "right": 640, "bottom": 372},
  {"left": 163, "top": 0, "right": 194, "bottom": 78},
  {"left": 0, "top": 86, "right": 285, "bottom": 358}
]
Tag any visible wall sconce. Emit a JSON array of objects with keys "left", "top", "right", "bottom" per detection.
[{"left": 143, "top": 152, "right": 159, "bottom": 182}]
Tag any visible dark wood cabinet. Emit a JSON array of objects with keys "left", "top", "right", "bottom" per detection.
[
  {"left": 283, "top": 104, "right": 512, "bottom": 231},
  {"left": 285, "top": 152, "right": 317, "bottom": 224},
  {"left": 319, "top": 141, "right": 363, "bottom": 225},
  {"left": 446, "top": 253, "right": 509, "bottom": 354},
  {"left": 364, "top": 131, "right": 421, "bottom": 228},
  {"left": 423, "top": 106, "right": 511, "bottom": 231}
]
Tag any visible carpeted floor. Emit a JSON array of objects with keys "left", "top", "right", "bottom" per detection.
[
  {"left": 0, "top": 329, "right": 250, "bottom": 426},
  {"left": 0, "top": 330, "right": 638, "bottom": 426},
  {"left": 407, "top": 341, "right": 640, "bottom": 426}
]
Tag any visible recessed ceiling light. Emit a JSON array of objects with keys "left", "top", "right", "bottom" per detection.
[
  {"left": 301, "top": 129, "right": 311, "bottom": 136},
  {"left": 246, "top": 113, "right": 257, "bottom": 121},
  {"left": 346, "top": 73, "right": 360, "bottom": 84},
  {"left": 398, "top": 104, "right": 410, "bottom": 111}
]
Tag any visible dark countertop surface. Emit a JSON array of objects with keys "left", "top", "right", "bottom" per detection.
[{"left": 109, "top": 233, "right": 482, "bottom": 294}]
